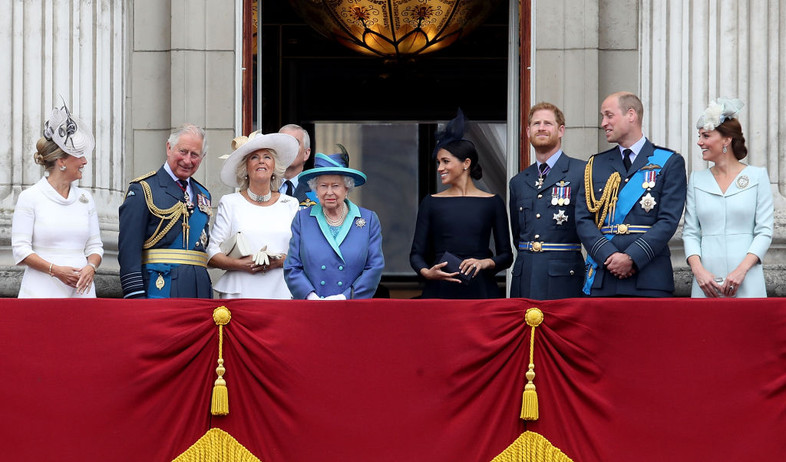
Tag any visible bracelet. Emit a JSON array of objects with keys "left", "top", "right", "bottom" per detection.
[
  {"left": 48, "top": 262, "right": 54, "bottom": 277},
  {"left": 87, "top": 262, "right": 98, "bottom": 271}
]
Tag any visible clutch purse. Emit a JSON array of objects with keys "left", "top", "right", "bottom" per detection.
[
  {"left": 219, "top": 232, "right": 253, "bottom": 259},
  {"left": 440, "top": 251, "right": 471, "bottom": 285}
]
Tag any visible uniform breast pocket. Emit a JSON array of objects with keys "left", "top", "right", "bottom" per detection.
[{"left": 516, "top": 200, "right": 534, "bottom": 230}]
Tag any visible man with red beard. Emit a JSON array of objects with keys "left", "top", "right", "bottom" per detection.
[{"left": 508, "top": 102, "right": 586, "bottom": 299}]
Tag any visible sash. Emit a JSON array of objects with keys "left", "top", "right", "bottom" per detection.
[
  {"left": 146, "top": 183, "right": 210, "bottom": 298},
  {"left": 582, "top": 148, "right": 673, "bottom": 294}
]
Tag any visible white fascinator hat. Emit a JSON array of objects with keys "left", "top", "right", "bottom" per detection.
[{"left": 42, "top": 103, "right": 95, "bottom": 158}]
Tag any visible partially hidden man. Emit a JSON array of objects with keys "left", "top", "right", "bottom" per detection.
[
  {"left": 118, "top": 124, "right": 213, "bottom": 298},
  {"left": 509, "top": 102, "right": 586, "bottom": 299},
  {"left": 575, "top": 92, "right": 687, "bottom": 297}
]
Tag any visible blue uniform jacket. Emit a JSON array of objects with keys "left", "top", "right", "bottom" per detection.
[
  {"left": 118, "top": 167, "right": 213, "bottom": 298},
  {"left": 509, "top": 153, "right": 586, "bottom": 299},
  {"left": 285, "top": 200, "right": 384, "bottom": 299},
  {"left": 575, "top": 139, "right": 687, "bottom": 297}
]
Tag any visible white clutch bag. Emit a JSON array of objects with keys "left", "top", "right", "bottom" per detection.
[{"left": 219, "top": 232, "right": 253, "bottom": 258}]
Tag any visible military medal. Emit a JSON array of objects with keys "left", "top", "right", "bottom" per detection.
[
  {"left": 536, "top": 177, "right": 545, "bottom": 188},
  {"left": 551, "top": 182, "right": 571, "bottom": 207},
  {"left": 553, "top": 209, "right": 569, "bottom": 225},
  {"left": 155, "top": 273, "right": 166, "bottom": 290},
  {"left": 639, "top": 193, "right": 657, "bottom": 212},
  {"left": 199, "top": 230, "right": 208, "bottom": 249},
  {"left": 736, "top": 175, "right": 749, "bottom": 189},
  {"left": 197, "top": 194, "right": 212, "bottom": 216},
  {"left": 355, "top": 217, "right": 367, "bottom": 228},
  {"left": 642, "top": 171, "right": 657, "bottom": 189}
]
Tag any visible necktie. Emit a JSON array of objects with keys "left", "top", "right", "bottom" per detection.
[
  {"left": 285, "top": 180, "right": 294, "bottom": 196},
  {"left": 623, "top": 149, "right": 633, "bottom": 172},
  {"left": 177, "top": 179, "right": 193, "bottom": 212},
  {"left": 538, "top": 163, "right": 550, "bottom": 177}
]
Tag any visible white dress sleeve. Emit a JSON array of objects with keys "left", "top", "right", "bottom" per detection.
[
  {"left": 11, "top": 189, "right": 36, "bottom": 265},
  {"left": 83, "top": 191, "right": 104, "bottom": 258},
  {"left": 207, "top": 195, "right": 235, "bottom": 260}
]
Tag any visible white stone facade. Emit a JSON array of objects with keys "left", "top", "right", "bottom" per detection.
[{"left": 1, "top": 0, "right": 783, "bottom": 295}]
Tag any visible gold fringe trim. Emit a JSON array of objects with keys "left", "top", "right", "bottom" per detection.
[
  {"left": 490, "top": 431, "right": 573, "bottom": 462},
  {"left": 212, "top": 306, "right": 231, "bottom": 416},
  {"left": 172, "top": 428, "right": 261, "bottom": 462},
  {"left": 521, "top": 308, "right": 543, "bottom": 421}
]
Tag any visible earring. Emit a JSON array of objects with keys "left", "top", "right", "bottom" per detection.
[
  {"left": 722, "top": 145, "right": 728, "bottom": 154},
  {"left": 463, "top": 167, "right": 468, "bottom": 171},
  {"left": 59, "top": 165, "right": 66, "bottom": 171}
]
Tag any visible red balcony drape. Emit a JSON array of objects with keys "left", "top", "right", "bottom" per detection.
[{"left": 2, "top": 297, "right": 785, "bottom": 461}]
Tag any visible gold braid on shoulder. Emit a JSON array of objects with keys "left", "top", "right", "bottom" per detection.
[
  {"left": 584, "top": 156, "right": 621, "bottom": 229},
  {"left": 139, "top": 180, "right": 190, "bottom": 249}
]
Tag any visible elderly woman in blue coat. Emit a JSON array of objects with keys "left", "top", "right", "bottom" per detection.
[{"left": 284, "top": 147, "right": 384, "bottom": 299}]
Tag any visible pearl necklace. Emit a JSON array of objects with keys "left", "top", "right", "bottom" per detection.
[
  {"left": 247, "top": 188, "right": 272, "bottom": 203},
  {"left": 325, "top": 203, "right": 347, "bottom": 226}
]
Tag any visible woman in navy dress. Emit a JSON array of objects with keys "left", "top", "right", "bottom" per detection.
[{"left": 410, "top": 113, "right": 512, "bottom": 299}]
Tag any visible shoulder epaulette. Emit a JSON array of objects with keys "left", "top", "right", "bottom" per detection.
[{"left": 130, "top": 171, "right": 156, "bottom": 183}]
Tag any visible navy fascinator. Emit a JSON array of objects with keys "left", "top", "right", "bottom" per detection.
[{"left": 433, "top": 108, "right": 466, "bottom": 158}]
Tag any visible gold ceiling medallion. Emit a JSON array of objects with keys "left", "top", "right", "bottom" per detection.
[{"left": 289, "top": 0, "right": 501, "bottom": 59}]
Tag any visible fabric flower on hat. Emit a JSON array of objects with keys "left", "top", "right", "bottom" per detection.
[{"left": 696, "top": 98, "right": 744, "bottom": 131}]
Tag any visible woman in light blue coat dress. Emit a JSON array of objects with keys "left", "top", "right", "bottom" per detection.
[
  {"left": 284, "top": 148, "right": 384, "bottom": 299},
  {"left": 683, "top": 98, "right": 773, "bottom": 298}
]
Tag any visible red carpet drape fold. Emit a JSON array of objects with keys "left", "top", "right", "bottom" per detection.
[{"left": 2, "top": 297, "right": 785, "bottom": 461}]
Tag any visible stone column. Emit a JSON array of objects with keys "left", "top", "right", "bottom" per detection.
[
  {"left": 0, "top": 0, "right": 126, "bottom": 296},
  {"left": 640, "top": 0, "right": 786, "bottom": 294}
]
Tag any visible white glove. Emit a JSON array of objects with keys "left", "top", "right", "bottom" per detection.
[
  {"left": 253, "top": 245, "right": 283, "bottom": 266},
  {"left": 306, "top": 292, "right": 321, "bottom": 300},
  {"left": 323, "top": 294, "right": 347, "bottom": 300}
]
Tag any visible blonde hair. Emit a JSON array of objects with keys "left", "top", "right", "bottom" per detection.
[
  {"left": 34, "top": 137, "right": 68, "bottom": 171},
  {"left": 235, "top": 148, "right": 287, "bottom": 190}
]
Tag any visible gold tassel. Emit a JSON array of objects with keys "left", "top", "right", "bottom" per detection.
[
  {"left": 521, "top": 307, "right": 544, "bottom": 421},
  {"left": 211, "top": 306, "right": 231, "bottom": 416}
]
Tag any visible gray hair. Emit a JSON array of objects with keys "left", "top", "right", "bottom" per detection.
[
  {"left": 167, "top": 123, "right": 208, "bottom": 156},
  {"left": 279, "top": 123, "right": 310, "bottom": 150},
  {"left": 307, "top": 175, "right": 355, "bottom": 193},
  {"left": 235, "top": 148, "right": 287, "bottom": 190}
]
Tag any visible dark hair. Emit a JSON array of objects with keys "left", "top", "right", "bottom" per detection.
[
  {"left": 714, "top": 118, "right": 748, "bottom": 160},
  {"left": 441, "top": 139, "right": 482, "bottom": 180}
]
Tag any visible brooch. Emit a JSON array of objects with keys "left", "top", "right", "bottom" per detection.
[
  {"left": 639, "top": 193, "right": 657, "bottom": 212},
  {"left": 736, "top": 175, "right": 749, "bottom": 189},
  {"left": 79, "top": 194, "right": 89, "bottom": 203},
  {"left": 355, "top": 218, "right": 367, "bottom": 228}
]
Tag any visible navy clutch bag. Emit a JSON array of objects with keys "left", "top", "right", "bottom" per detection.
[{"left": 440, "top": 251, "right": 471, "bottom": 285}]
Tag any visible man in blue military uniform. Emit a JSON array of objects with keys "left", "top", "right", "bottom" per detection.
[
  {"left": 575, "top": 92, "right": 687, "bottom": 297},
  {"left": 118, "top": 124, "right": 213, "bottom": 298},
  {"left": 509, "top": 102, "right": 586, "bottom": 299}
]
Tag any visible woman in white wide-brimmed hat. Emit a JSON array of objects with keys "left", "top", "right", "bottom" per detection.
[
  {"left": 206, "top": 131, "right": 300, "bottom": 299},
  {"left": 11, "top": 103, "right": 104, "bottom": 298}
]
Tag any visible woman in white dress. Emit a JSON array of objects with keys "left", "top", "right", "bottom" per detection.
[
  {"left": 207, "top": 132, "right": 299, "bottom": 298},
  {"left": 12, "top": 104, "right": 104, "bottom": 298},
  {"left": 683, "top": 98, "right": 773, "bottom": 298}
]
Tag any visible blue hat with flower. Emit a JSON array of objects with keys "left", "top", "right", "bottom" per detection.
[{"left": 298, "top": 144, "right": 367, "bottom": 187}]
